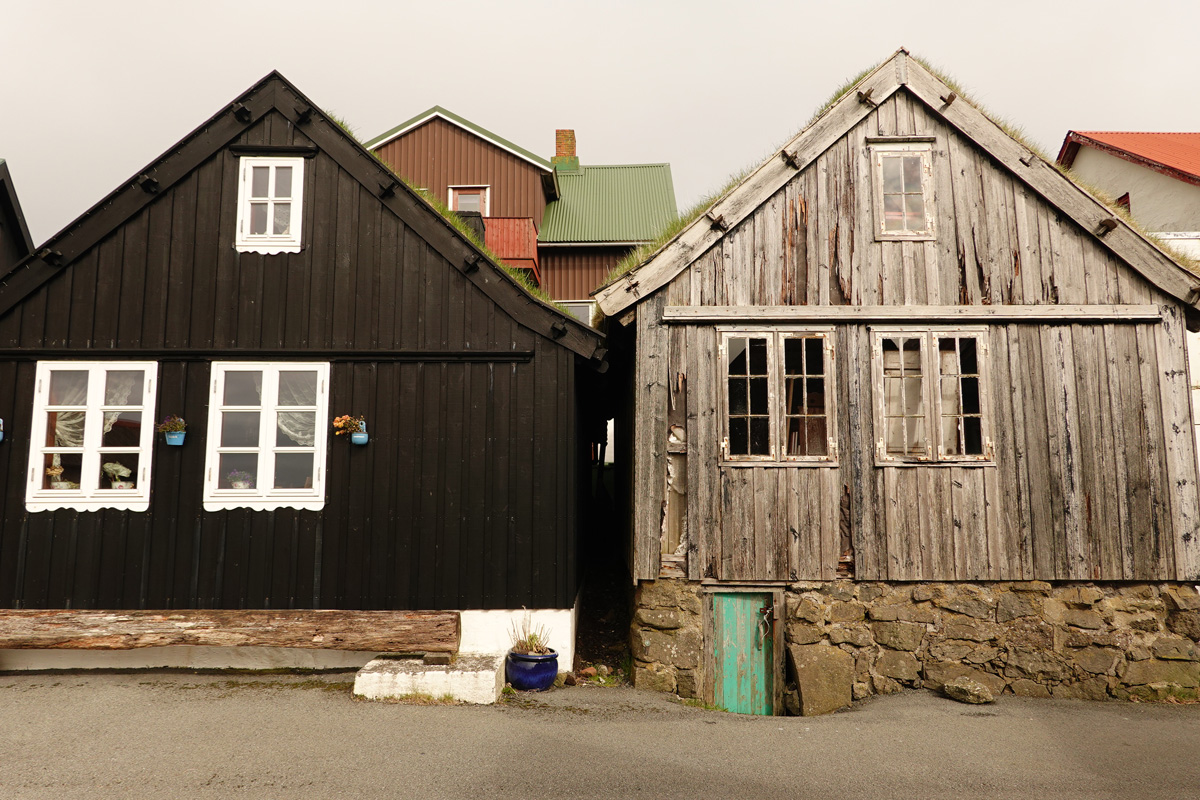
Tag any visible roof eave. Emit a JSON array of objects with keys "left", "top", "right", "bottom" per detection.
[
  {"left": 0, "top": 160, "right": 35, "bottom": 258},
  {"left": 1058, "top": 131, "right": 1200, "bottom": 189}
]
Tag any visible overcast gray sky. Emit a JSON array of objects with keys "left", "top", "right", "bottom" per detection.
[{"left": 3, "top": 0, "right": 1196, "bottom": 245}]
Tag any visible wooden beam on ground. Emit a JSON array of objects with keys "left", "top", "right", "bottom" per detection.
[
  {"left": 661, "top": 304, "right": 1163, "bottom": 324},
  {"left": 0, "top": 610, "right": 460, "bottom": 652}
]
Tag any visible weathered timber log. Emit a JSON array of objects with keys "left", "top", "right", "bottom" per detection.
[{"left": 0, "top": 610, "right": 460, "bottom": 652}]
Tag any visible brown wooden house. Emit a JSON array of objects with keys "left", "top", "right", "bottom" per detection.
[
  {"left": 596, "top": 51, "right": 1200, "bottom": 714},
  {"left": 0, "top": 73, "right": 605, "bottom": 664}
]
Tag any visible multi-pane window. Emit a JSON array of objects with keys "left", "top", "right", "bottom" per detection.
[
  {"left": 203, "top": 363, "right": 329, "bottom": 511},
  {"left": 721, "top": 329, "right": 836, "bottom": 464},
  {"left": 235, "top": 157, "right": 304, "bottom": 254},
  {"left": 871, "top": 143, "right": 934, "bottom": 240},
  {"left": 25, "top": 362, "right": 158, "bottom": 512},
  {"left": 872, "top": 328, "right": 990, "bottom": 463}
]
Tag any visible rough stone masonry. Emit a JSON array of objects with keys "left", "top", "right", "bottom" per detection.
[{"left": 631, "top": 579, "right": 1200, "bottom": 714}]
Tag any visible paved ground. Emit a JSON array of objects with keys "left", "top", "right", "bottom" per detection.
[{"left": 2, "top": 671, "right": 1197, "bottom": 799}]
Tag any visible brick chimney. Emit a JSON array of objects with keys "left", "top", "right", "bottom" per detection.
[{"left": 552, "top": 129, "right": 579, "bottom": 171}]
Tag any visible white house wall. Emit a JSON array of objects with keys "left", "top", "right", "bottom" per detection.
[{"left": 1070, "top": 146, "right": 1200, "bottom": 231}]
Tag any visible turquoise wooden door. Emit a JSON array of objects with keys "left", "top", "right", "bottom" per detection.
[{"left": 713, "top": 592, "right": 774, "bottom": 715}]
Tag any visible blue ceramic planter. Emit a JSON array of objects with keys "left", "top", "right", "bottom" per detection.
[
  {"left": 165, "top": 431, "right": 186, "bottom": 446},
  {"left": 351, "top": 431, "right": 368, "bottom": 445},
  {"left": 505, "top": 650, "right": 558, "bottom": 691}
]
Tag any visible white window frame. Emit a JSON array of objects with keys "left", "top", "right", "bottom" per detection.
[
  {"left": 870, "top": 142, "right": 935, "bottom": 241},
  {"left": 447, "top": 185, "right": 490, "bottom": 216},
  {"left": 561, "top": 300, "right": 596, "bottom": 326},
  {"left": 235, "top": 156, "right": 304, "bottom": 254},
  {"left": 718, "top": 327, "right": 837, "bottom": 466},
  {"left": 203, "top": 362, "right": 329, "bottom": 512},
  {"left": 870, "top": 327, "right": 993, "bottom": 466},
  {"left": 25, "top": 361, "right": 158, "bottom": 513}
]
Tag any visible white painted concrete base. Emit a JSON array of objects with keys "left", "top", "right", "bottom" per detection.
[
  {"left": 459, "top": 605, "right": 578, "bottom": 670},
  {"left": 354, "top": 654, "right": 505, "bottom": 704}
]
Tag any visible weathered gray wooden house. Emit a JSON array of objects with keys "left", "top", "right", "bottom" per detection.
[{"left": 596, "top": 51, "right": 1200, "bottom": 715}]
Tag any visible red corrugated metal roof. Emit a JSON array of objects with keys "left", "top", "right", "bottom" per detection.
[
  {"left": 484, "top": 217, "right": 540, "bottom": 285},
  {"left": 1058, "top": 131, "right": 1200, "bottom": 185}
]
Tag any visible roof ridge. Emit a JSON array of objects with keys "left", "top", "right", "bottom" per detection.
[{"left": 364, "top": 105, "right": 552, "bottom": 171}]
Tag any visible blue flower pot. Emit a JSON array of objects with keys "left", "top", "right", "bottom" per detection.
[
  {"left": 351, "top": 431, "right": 368, "bottom": 445},
  {"left": 505, "top": 650, "right": 558, "bottom": 691},
  {"left": 165, "top": 431, "right": 185, "bottom": 446}
]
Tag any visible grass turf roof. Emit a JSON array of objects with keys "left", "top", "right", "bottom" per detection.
[{"left": 598, "top": 51, "right": 1199, "bottom": 296}]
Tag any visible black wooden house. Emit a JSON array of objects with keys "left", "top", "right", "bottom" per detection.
[{"left": 0, "top": 73, "right": 605, "bottom": 655}]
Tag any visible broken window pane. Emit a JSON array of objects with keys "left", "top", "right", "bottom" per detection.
[
  {"left": 936, "top": 335, "right": 984, "bottom": 457},
  {"left": 726, "top": 335, "right": 771, "bottom": 458}
]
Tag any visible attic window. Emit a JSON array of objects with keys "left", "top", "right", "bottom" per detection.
[
  {"left": 449, "top": 186, "right": 490, "bottom": 216},
  {"left": 235, "top": 157, "right": 304, "bottom": 254},
  {"left": 870, "top": 143, "right": 934, "bottom": 241}
]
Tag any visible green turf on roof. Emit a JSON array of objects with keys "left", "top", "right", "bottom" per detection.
[{"left": 539, "top": 163, "right": 678, "bottom": 244}]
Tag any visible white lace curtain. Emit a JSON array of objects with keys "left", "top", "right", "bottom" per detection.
[
  {"left": 245, "top": 371, "right": 316, "bottom": 447},
  {"left": 50, "top": 370, "right": 140, "bottom": 465}
]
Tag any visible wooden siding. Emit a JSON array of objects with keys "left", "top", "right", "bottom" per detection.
[
  {"left": 372, "top": 116, "right": 549, "bottom": 228},
  {"left": 540, "top": 246, "right": 631, "bottom": 301},
  {"left": 631, "top": 89, "right": 1200, "bottom": 583},
  {"left": 0, "top": 108, "right": 584, "bottom": 611}
]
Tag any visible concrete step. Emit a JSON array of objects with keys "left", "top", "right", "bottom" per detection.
[{"left": 353, "top": 654, "right": 505, "bottom": 704}]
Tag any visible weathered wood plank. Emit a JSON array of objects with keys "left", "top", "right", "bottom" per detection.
[
  {"left": 1155, "top": 305, "right": 1200, "bottom": 580},
  {"left": 662, "top": 305, "right": 1161, "bottom": 322},
  {"left": 1135, "top": 322, "right": 1174, "bottom": 579},
  {"left": 686, "top": 325, "right": 719, "bottom": 580},
  {"left": 1114, "top": 325, "right": 1152, "bottom": 578},
  {"left": 845, "top": 326, "right": 877, "bottom": 579},
  {"left": 634, "top": 294, "right": 670, "bottom": 581},
  {"left": 0, "top": 609, "right": 460, "bottom": 652}
]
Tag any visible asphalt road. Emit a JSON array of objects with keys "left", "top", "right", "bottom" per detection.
[{"left": 1, "top": 671, "right": 1197, "bottom": 799}]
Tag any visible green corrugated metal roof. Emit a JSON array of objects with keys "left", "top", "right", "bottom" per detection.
[
  {"left": 364, "top": 106, "right": 553, "bottom": 171},
  {"left": 539, "top": 164, "right": 677, "bottom": 244}
]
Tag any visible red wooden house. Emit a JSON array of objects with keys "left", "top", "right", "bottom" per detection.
[{"left": 366, "top": 107, "right": 677, "bottom": 322}]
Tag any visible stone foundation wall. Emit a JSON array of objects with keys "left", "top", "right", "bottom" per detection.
[{"left": 630, "top": 579, "right": 1200, "bottom": 712}]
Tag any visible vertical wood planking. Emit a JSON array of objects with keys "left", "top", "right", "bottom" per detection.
[
  {"left": 1155, "top": 305, "right": 1200, "bottom": 580},
  {"left": 633, "top": 294, "right": 669, "bottom": 581}
]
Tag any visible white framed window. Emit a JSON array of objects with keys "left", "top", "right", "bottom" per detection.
[
  {"left": 871, "top": 327, "right": 992, "bottom": 464},
  {"left": 235, "top": 157, "right": 304, "bottom": 254},
  {"left": 870, "top": 142, "right": 934, "bottom": 241},
  {"left": 561, "top": 300, "right": 595, "bottom": 326},
  {"left": 719, "top": 328, "right": 836, "bottom": 465},
  {"left": 25, "top": 361, "right": 158, "bottom": 512},
  {"left": 203, "top": 363, "right": 329, "bottom": 512},
  {"left": 448, "top": 185, "right": 490, "bottom": 216}
]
